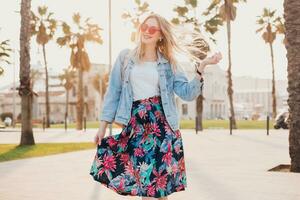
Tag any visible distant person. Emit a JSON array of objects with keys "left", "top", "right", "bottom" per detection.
[
  {"left": 90, "top": 13, "right": 222, "bottom": 200},
  {"left": 4, "top": 117, "right": 12, "bottom": 127}
]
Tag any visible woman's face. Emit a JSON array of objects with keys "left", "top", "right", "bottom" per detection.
[{"left": 140, "top": 17, "right": 162, "bottom": 45}]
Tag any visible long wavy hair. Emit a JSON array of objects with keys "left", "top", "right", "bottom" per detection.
[{"left": 130, "top": 13, "right": 210, "bottom": 74}]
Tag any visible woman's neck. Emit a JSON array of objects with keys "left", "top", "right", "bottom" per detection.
[{"left": 143, "top": 45, "right": 157, "bottom": 61}]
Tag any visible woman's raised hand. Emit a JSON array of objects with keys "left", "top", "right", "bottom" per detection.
[{"left": 205, "top": 52, "right": 222, "bottom": 65}]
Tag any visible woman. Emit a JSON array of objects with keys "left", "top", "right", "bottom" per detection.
[{"left": 90, "top": 13, "right": 222, "bottom": 199}]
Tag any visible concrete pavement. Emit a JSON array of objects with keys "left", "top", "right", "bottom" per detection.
[{"left": 0, "top": 129, "right": 299, "bottom": 200}]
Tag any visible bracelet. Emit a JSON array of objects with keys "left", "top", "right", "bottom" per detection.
[
  {"left": 196, "top": 69, "right": 202, "bottom": 76},
  {"left": 196, "top": 69, "right": 204, "bottom": 82}
]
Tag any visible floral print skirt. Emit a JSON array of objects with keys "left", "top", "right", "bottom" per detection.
[{"left": 89, "top": 95, "right": 187, "bottom": 198}]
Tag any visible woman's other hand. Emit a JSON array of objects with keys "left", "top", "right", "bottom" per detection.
[{"left": 94, "top": 121, "right": 108, "bottom": 145}]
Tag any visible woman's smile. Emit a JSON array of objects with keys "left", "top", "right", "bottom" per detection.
[{"left": 143, "top": 34, "right": 153, "bottom": 39}]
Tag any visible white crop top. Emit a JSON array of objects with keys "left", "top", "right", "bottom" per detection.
[{"left": 129, "top": 61, "right": 160, "bottom": 101}]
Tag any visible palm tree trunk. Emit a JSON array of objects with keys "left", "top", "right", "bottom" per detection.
[
  {"left": 19, "top": 0, "right": 34, "bottom": 145},
  {"left": 196, "top": 95, "right": 203, "bottom": 131},
  {"left": 226, "top": 19, "right": 237, "bottom": 129},
  {"left": 284, "top": 0, "right": 300, "bottom": 172},
  {"left": 76, "top": 69, "right": 84, "bottom": 130},
  {"left": 42, "top": 44, "right": 50, "bottom": 127},
  {"left": 269, "top": 43, "right": 277, "bottom": 119},
  {"left": 65, "top": 89, "right": 69, "bottom": 120}
]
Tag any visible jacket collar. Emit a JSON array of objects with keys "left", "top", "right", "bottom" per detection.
[{"left": 129, "top": 49, "right": 169, "bottom": 65}]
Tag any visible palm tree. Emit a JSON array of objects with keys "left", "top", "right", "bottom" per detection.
[
  {"left": 203, "top": 0, "right": 246, "bottom": 129},
  {"left": 30, "top": 6, "right": 57, "bottom": 128},
  {"left": 284, "top": 0, "right": 300, "bottom": 172},
  {"left": 92, "top": 73, "right": 109, "bottom": 115},
  {"left": 58, "top": 67, "right": 76, "bottom": 122},
  {"left": 0, "top": 39, "right": 11, "bottom": 76},
  {"left": 19, "top": 0, "right": 35, "bottom": 145},
  {"left": 92, "top": 73, "right": 109, "bottom": 100},
  {"left": 57, "top": 13, "right": 103, "bottom": 130},
  {"left": 122, "top": 0, "right": 151, "bottom": 43},
  {"left": 256, "top": 8, "right": 285, "bottom": 120},
  {"left": 172, "top": 0, "right": 211, "bottom": 131}
]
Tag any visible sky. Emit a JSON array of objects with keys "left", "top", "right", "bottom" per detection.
[{"left": 0, "top": 0, "right": 287, "bottom": 87}]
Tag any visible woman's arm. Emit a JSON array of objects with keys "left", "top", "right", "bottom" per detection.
[
  {"left": 173, "top": 52, "right": 222, "bottom": 101},
  {"left": 99, "top": 49, "right": 129, "bottom": 123},
  {"left": 173, "top": 63, "right": 205, "bottom": 101}
]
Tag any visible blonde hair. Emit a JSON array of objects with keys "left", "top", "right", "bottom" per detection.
[{"left": 131, "top": 13, "right": 210, "bottom": 74}]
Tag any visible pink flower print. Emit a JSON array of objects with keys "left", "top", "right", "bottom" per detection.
[
  {"left": 95, "top": 155, "right": 103, "bottom": 167},
  {"left": 120, "top": 153, "right": 130, "bottom": 164},
  {"left": 152, "top": 122, "right": 161, "bottom": 137},
  {"left": 103, "top": 154, "right": 116, "bottom": 171},
  {"left": 164, "top": 123, "right": 172, "bottom": 134},
  {"left": 153, "top": 168, "right": 168, "bottom": 191},
  {"left": 152, "top": 96, "right": 160, "bottom": 104},
  {"left": 145, "top": 103, "right": 152, "bottom": 110},
  {"left": 119, "top": 136, "right": 129, "bottom": 149},
  {"left": 142, "top": 123, "right": 153, "bottom": 143},
  {"left": 134, "top": 124, "right": 141, "bottom": 133},
  {"left": 147, "top": 184, "right": 156, "bottom": 196},
  {"left": 138, "top": 109, "right": 147, "bottom": 119},
  {"left": 125, "top": 161, "right": 134, "bottom": 175},
  {"left": 154, "top": 110, "right": 161, "bottom": 118},
  {"left": 171, "top": 163, "right": 179, "bottom": 175},
  {"left": 117, "top": 177, "right": 125, "bottom": 191},
  {"left": 144, "top": 123, "right": 152, "bottom": 134},
  {"left": 134, "top": 169, "right": 142, "bottom": 186},
  {"left": 140, "top": 98, "right": 148, "bottom": 104},
  {"left": 174, "top": 130, "right": 181, "bottom": 138},
  {"left": 98, "top": 154, "right": 116, "bottom": 176},
  {"left": 131, "top": 188, "right": 138, "bottom": 195},
  {"left": 129, "top": 116, "right": 136, "bottom": 125},
  {"left": 107, "top": 137, "right": 118, "bottom": 147},
  {"left": 174, "top": 143, "right": 181, "bottom": 154},
  {"left": 155, "top": 110, "right": 165, "bottom": 121},
  {"left": 178, "top": 157, "right": 186, "bottom": 172},
  {"left": 134, "top": 147, "right": 145, "bottom": 157},
  {"left": 162, "top": 143, "right": 172, "bottom": 166},
  {"left": 176, "top": 184, "right": 185, "bottom": 191}
]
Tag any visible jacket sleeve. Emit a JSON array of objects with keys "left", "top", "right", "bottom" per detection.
[
  {"left": 99, "top": 49, "right": 128, "bottom": 123},
  {"left": 173, "top": 65, "right": 204, "bottom": 101}
]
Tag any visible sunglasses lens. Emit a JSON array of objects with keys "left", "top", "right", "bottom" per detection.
[
  {"left": 148, "top": 26, "right": 157, "bottom": 35},
  {"left": 140, "top": 24, "right": 148, "bottom": 32}
]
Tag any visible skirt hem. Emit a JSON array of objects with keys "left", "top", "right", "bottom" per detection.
[{"left": 90, "top": 172, "right": 186, "bottom": 198}]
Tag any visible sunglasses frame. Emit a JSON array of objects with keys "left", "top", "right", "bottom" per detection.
[{"left": 140, "top": 23, "right": 161, "bottom": 35}]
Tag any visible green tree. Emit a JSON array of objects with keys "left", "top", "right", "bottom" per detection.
[
  {"left": 58, "top": 67, "right": 77, "bottom": 122},
  {"left": 203, "top": 0, "right": 247, "bottom": 129},
  {"left": 30, "top": 6, "right": 57, "bottom": 128},
  {"left": 283, "top": 0, "right": 300, "bottom": 172},
  {"left": 256, "top": 8, "right": 285, "bottom": 120},
  {"left": 172, "top": 0, "right": 211, "bottom": 131},
  {"left": 122, "top": 0, "right": 152, "bottom": 43},
  {"left": 57, "top": 13, "right": 103, "bottom": 130},
  {"left": 0, "top": 39, "right": 11, "bottom": 76}
]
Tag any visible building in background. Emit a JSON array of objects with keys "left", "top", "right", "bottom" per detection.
[
  {"left": 0, "top": 62, "right": 108, "bottom": 123},
  {"left": 0, "top": 61, "right": 288, "bottom": 123},
  {"left": 177, "top": 62, "right": 228, "bottom": 120}
]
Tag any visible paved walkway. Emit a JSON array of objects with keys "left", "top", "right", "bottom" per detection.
[{"left": 0, "top": 129, "right": 300, "bottom": 200}]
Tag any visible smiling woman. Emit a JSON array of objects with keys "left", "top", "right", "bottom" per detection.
[{"left": 90, "top": 13, "right": 222, "bottom": 200}]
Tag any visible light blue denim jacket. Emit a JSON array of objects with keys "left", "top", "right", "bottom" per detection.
[{"left": 99, "top": 48, "right": 204, "bottom": 131}]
